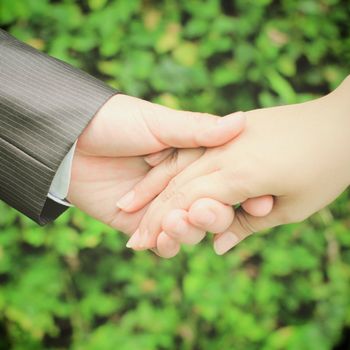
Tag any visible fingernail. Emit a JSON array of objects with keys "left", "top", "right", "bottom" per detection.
[
  {"left": 194, "top": 210, "right": 216, "bottom": 226},
  {"left": 216, "top": 111, "right": 244, "bottom": 126},
  {"left": 214, "top": 232, "right": 239, "bottom": 255},
  {"left": 126, "top": 229, "right": 141, "bottom": 249},
  {"left": 117, "top": 191, "right": 135, "bottom": 210}
]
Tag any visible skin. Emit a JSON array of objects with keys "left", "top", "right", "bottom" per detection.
[
  {"left": 67, "top": 93, "right": 255, "bottom": 255},
  {"left": 123, "top": 145, "right": 273, "bottom": 257},
  {"left": 126, "top": 75, "right": 350, "bottom": 256}
]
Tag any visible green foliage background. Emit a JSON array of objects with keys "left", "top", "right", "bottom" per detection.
[{"left": 1, "top": 0, "right": 350, "bottom": 349}]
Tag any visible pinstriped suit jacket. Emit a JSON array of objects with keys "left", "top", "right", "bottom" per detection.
[{"left": 0, "top": 29, "right": 116, "bottom": 224}]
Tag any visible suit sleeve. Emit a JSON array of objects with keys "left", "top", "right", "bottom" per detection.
[{"left": 0, "top": 29, "right": 117, "bottom": 224}]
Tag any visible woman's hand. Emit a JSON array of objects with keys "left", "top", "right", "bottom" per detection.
[{"left": 126, "top": 75, "right": 350, "bottom": 254}]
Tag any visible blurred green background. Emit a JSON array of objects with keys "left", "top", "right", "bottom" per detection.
[{"left": 1, "top": 0, "right": 350, "bottom": 349}]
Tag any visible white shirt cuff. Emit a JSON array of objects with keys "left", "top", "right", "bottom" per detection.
[{"left": 48, "top": 141, "right": 77, "bottom": 207}]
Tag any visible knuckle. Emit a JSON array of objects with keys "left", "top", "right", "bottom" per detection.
[
  {"left": 222, "top": 167, "right": 255, "bottom": 199},
  {"left": 170, "top": 190, "right": 187, "bottom": 209},
  {"left": 190, "top": 113, "right": 215, "bottom": 141},
  {"left": 187, "top": 113, "right": 202, "bottom": 129},
  {"left": 158, "top": 186, "right": 177, "bottom": 202},
  {"left": 158, "top": 184, "right": 186, "bottom": 208}
]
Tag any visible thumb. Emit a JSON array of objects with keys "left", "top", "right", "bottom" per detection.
[
  {"left": 148, "top": 108, "right": 246, "bottom": 149},
  {"left": 213, "top": 208, "right": 281, "bottom": 255},
  {"left": 79, "top": 95, "right": 245, "bottom": 157}
]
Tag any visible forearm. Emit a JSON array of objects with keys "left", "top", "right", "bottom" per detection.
[
  {"left": 321, "top": 75, "right": 350, "bottom": 185},
  {"left": 330, "top": 74, "right": 350, "bottom": 112},
  {"left": 246, "top": 75, "right": 350, "bottom": 187}
]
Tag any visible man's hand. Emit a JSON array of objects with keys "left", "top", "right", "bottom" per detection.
[{"left": 67, "top": 94, "right": 246, "bottom": 237}]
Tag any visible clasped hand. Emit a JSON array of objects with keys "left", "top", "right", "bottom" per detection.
[{"left": 68, "top": 76, "right": 350, "bottom": 258}]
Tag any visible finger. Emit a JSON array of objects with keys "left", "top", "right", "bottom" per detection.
[
  {"left": 187, "top": 196, "right": 273, "bottom": 234},
  {"left": 148, "top": 109, "right": 246, "bottom": 149},
  {"left": 241, "top": 195, "right": 274, "bottom": 217},
  {"left": 167, "top": 195, "right": 272, "bottom": 247},
  {"left": 120, "top": 142, "right": 219, "bottom": 214},
  {"left": 213, "top": 207, "right": 281, "bottom": 255},
  {"left": 144, "top": 149, "right": 175, "bottom": 167},
  {"left": 131, "top": 171, "right": 253, "bottom": 250},
  {"left": 162, "top": 209, "right": 206, "bottom": 245},
  {"left": 116, "top": 148, "right": 205, "bottom": 212},
  {"left": 187, "top": 198, "right": 235, "bottom": 233},
  {"left": 79, "top": 95, "right": 245, "bottom": 157},
  {"left": 153, "top": 232, "right": 180, "bottom": 259},
  {"left": 173, "top": 196, "right": 271, "bottom": 246}
]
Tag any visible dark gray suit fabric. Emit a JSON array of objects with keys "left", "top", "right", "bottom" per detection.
[{"left": 0, "top": 29, "right": 117, "bottom": 224}]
